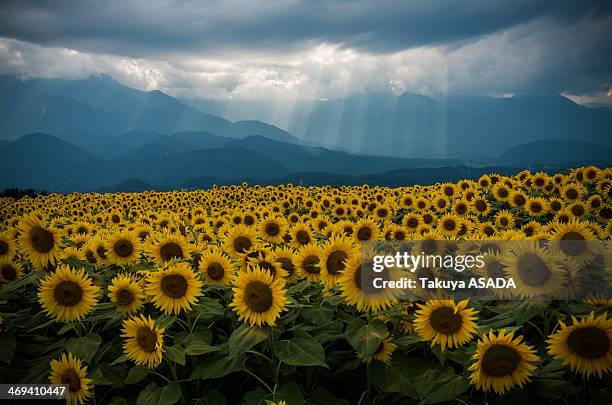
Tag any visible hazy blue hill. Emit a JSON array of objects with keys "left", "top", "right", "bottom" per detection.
[
  {"left": 0, "top": 133, "right": 103, "bottom": 191},
  {"left": 0, "top": 75, "right": 298, "bottom": 143},
  {"left": 499, "top": 139, "right": 612, "bottom": 165},
  {"left": 172, "top": 131, "right": 232, "bottom": 148},
  {"left": 225, "top": 135, "right": 460, "bottom": 175},
  {"left": 201, "top": 91, "right": 611, "bottom": 158},
  {"left": 94, "top": 179, "right": 159, "bottom": 193}
]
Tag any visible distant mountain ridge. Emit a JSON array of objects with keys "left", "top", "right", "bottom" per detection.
[
  {"left": 0, "top": 74, "right": 299, "bottom": 144},
  {"left": 0, "top": 132, "right": 461, "bottom": 192}
]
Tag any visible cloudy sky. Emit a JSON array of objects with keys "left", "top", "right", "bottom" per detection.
[{"left": 0, "top": 0, "right": 611, "bottom": 103}]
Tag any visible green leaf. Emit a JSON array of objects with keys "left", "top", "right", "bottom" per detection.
[
  {"left": 193, "top": 297, "right": 225, "bottom": 319},
  {"left": 394, "top": 334, "right": 422, "bottom": 348},
  {"left": 126, "top": 366, "right": 152, "bottom": 384},
  {"left": 347, "top": 319, "right": 387, "bottom": 357},
  {"left": 195, "top": 391, "right": 227, "bottom": 405},
  {"left": 108, "top": 397, "right": 129, "bottom": 405},
  {"left": 278, "top": 381, "right": 305, "bottom": 405},
  {"left": 0, "top": 334, "right": 17, "bottom": 363},
  {"left": 229, "top": 324, "right": 269, "bottom": 358},
  {"left": 64, "top": 333, "right": 101, "bottom": 363},
  {"left": 511, "top": 301, "right": 548, "bottom": 325},
  {"left": 190, "top": 354, "right": 243, "bottom": 380},
  {"left": 166, "top": 345, "right": 186, "bottom": 366},
  {"left": 183, "top": 334, "right": 220, "bottom": 356},
  {"left": 276, "top": 332, "right": 327, "bottom": 368},
  {"left": 109, "top": 354, "right": 128, "bottom": 366},
  {"left": 159, "top": 382, "right": 181, "bottom": 405},
  {"left": 137, "top": 383, "right": 162, "bottom": 405},
  {"left": 421, "top": 375, "right": 469, "bottom": 404},
  {"left": 302, "top": 307, "right": 334, "bottom": 325},
  {"left": 156, "top": 315, "right": 176, "bottom": 329}
]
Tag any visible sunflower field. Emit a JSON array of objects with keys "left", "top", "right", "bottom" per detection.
[{"left": 0, "top": 166, "right": 611, "bottom": 404}]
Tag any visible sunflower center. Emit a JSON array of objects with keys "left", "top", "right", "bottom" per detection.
[
  {"left": 1, "top": 264, "right": 17, "bottom": 281},
  {"left": 498, "top": 188, "right": 509, "bottom": 198},
  {"left": 53, "top": 281, "right": 84, "bottom": 307},
  {"left": 481, "top": 344, "right": 521, "bottom": 377},
  {"left": 96, "top": 246, "right": 107, "bottom": 259},
  {"left": 114, "top": 239, "right": 134, "bottom": 257},
  {"left": 517, "top": 253, "right": 550, "bottom": 286},
  {"left": 160, "top": 242, "right": 183, "bottom": 261},
  {"left": 407, "top": 218, "right": 419, "bottom": 228},
  {"left": 61, "top": 368, "right": 82, "bottom": 392},
  {"left": 244, "top": 281, "right": 273, "bottom": 313},
  {"left": 233, "top": 236, "right": 252, "bottom": 254},
  {"left": 327, "top": 250, "right": 348, "bottom": 275},
  {"left": 265, "top": 223, "right": 280, "bottom": 236},
  {"left": 567, "top": 326, "right": 610, "bottom": 359},
  {"left": 474, "top": 200, "right": 487, "bottom": 212},
  {"left": 30, "top": 226, "right": 54, "bottom": 253},
  {"left": 296, "top": 230, "right": 310, "bottom": 245},
  {"left": 513, "top": 195, "right": 526, "bottom": 206},
  {"left": 136, "top": 327, "right": 158, "bottom": 353},
  {"left": 486, "top": 261, "right": 505, "bottom": 279},
  {"left": 244, "top": 216, "right": 255, "bottom": 226},
  {"left": 357, "top": 227, "right": 372, "bottom": 241},
  {"left": 530, "top": 202, "right": 542, "bottom": 213},
  {"left": 278, "top": 258, "right": 295, "bottom": 276},
  {"left": 430, "top": 307, "right": 463, "bottom": 335},
  {"left": 0, "top": 240, "right": 9, "bottom": 255},
  {"left": 559, "top": 232, "right": 586, "bottom": 256},
  {"left": 85, "top": 250, "right": 98, "bottom": 264},
  {"left": 161, "top": 274, "right": 188, "bottom": 298},
  {"left": 443, "top": 220, "right": 456, "bottom": 231},
  {"left": 456, "top": 205, "right": 467, "bottom": 215},
  {"left": 116, "top": 288, "right": 134, "bottom": 305},
  {"left": 566, "top": 188, "right": 578, "bottom": 199},
  {"left": 303, "top": 255, "right": 320, "bottom": 274},
  {"left": 207, "top": 262, "right": 225, "bottom": 280}
]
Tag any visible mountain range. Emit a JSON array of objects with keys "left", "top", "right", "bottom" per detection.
[{"left": 0, "top": 74, "right": 610, "bottom": 192}]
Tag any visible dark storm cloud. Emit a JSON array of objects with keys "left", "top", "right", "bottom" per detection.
[
  {"left": 0, "top": 0, "right": 610, "bottom": 100},
  {"left": 0, "top": 0, "right": 608, "bottom": 56}
]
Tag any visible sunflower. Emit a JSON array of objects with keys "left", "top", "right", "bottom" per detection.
[
  {"left": 290, "top": 223, "right": 314, "bottom": 247},
  {"left": 357, "top": 336, "right": 397, "bottom": 364},
  {"left": 121, "top": 315, "right": 165, "bottom": 369},
  {"left": 106, "top": 230, "right": 141, "bottom": 265},
  {"left": 509, "top": 190, "right": 527, "bottom": 209},
  {"left": 501, "top": 241, "right": 567, "bottom": 299},
  {"left": 468, "top": 330, "right": 539, "bottom": 395},
  {"left": 353, "top": 218, "right": 379, "bottom": 242},
  {"left": 0, "top": 257, "right": 22, "bottom": 284},
  {"left": 495, "top": 210, "right": 515, "bottom": 230},
  {"left": 144, "top": 232, "right": 191, "bottom": 265},
  {"left": 224, "top": 225, "right": 258, "bottom": 257},
  {"left": 561, "top": 183, "right": 586, "bottom": 202},
  {"left": 470, "top": 197, "right": 491, "bottom": 217},
  {"left": 272, "top": 247, "right": 300, "bottom": 283},
  {"left": 0, "top": 231, "right": 16, "bottom": 260},
  {"left": 294, "top": 244, "right": 323, "bottom": 282},
  {"left": 17, "top": 213, "right": 61, "bottom": 269},
  {"left": 230, "top": 266, "right": 289, "bottom": 326},
  {"left": 338, "top": 251, "right": 399, "bottom": 312},
  {"left": 320, "top": 235, "right": 359, "bottom": 287},
  {"left": 49, "top": 353, "right": 92, "bottom": 405},
  {"left": 526, "top": 197, "right": 548, "bottom": 216},
  {"left": 38, "top": 266, "right": 100, "bottom": 322},
  {"left": 259, "top": 216, "right": 287, "bottom": 244},
  {"left": 108, "top": 273, "right": 145, "bottom": 315},
  {"left": 550, "top": 220, "right": 599, "bottom": 266},
  {"left": 199, "top": 248, "right": 235, "bottom": 285},
  {"left": 436, "top": 213, "right": 462, "bottom": 237},
  {"left": 413, "top": 300, "right": 479, "bottom": 351},
  {"left": 402, "top": 213, "right": 421, "bottom": 232},
  {"left": 146, "top": 262, "right": 203, "bottom": 314},
  {"left": 548, "top": 312, "right": 612, "bottom": 378}
]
